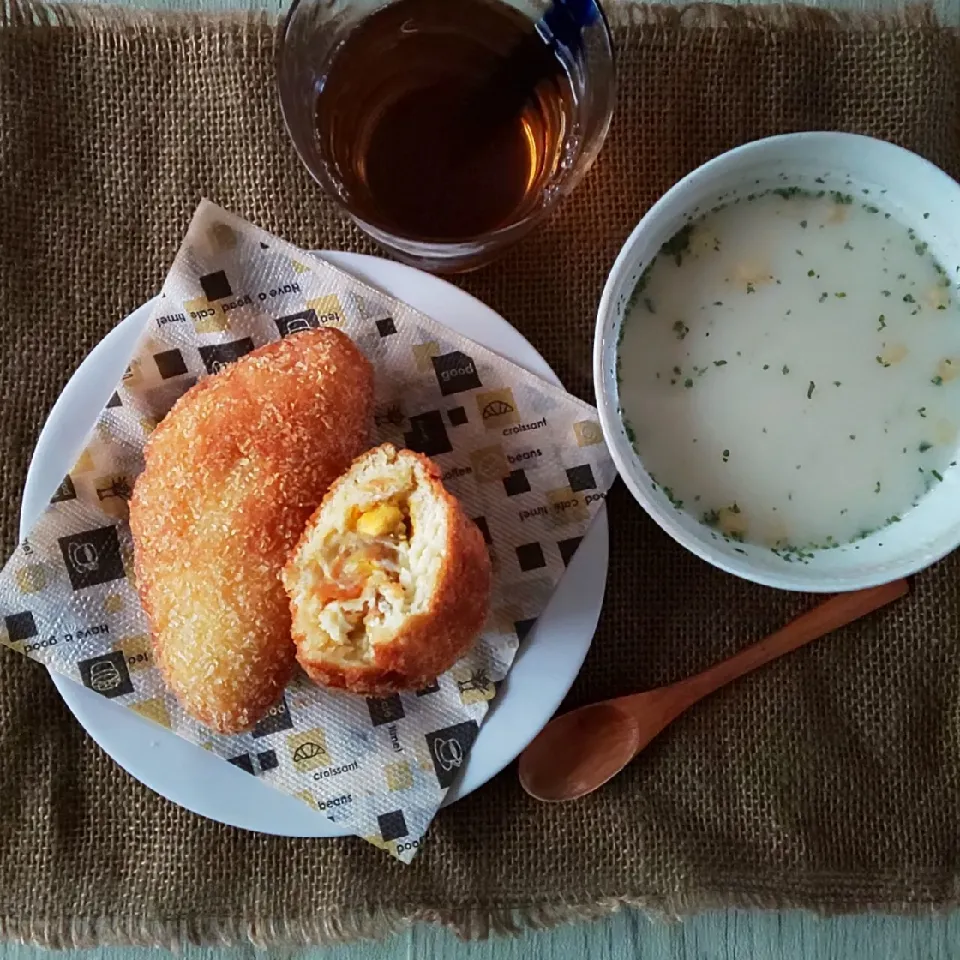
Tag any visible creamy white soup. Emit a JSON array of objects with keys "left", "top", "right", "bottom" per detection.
[{"left": 617, "top": 187, "right": 960, "bottom": 557}]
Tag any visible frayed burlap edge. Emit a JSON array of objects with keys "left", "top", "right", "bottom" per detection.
[
  {"left": 0, "top": 0, "right": 945, "bottom": 32},
  {"left": 0, "top": 0, "right": 264, "bottom": 27},
  {"left": 0, "top": 0, "right": 955, "bottom": 946},
  {"left": 4, "top": 889, "right": 960, "bottom": 946}
]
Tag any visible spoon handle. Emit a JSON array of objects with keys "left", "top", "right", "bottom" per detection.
[{"left": 670, "top": 580, "right": 909, "bottom": 707}]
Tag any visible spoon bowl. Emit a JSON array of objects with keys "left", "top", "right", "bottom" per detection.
[{"left": 518, "top": 701, "right": 639, "bottom": 801}]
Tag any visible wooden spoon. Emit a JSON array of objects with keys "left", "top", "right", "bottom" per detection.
[{"left": 518, "top": 579, "right": 909, "bottom": 802}]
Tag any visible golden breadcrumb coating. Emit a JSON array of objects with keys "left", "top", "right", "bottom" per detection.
[
  {"left": 130, "top": 329, "right": 373, "bottom": 733},
  {"left": 282, "top": 443, "right": 491, "bottom": 694}
]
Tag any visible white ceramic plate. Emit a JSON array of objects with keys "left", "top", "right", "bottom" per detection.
[{"left": 21, "top": 251, "right": 608, "bottom": 837}]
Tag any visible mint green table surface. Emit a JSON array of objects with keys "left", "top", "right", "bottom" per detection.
[
  {"left": 5, "top": 913, "right": 960, "bottom": 958},
  {"left": 8, "top": 0, "right": 959, "bottom": 955}
]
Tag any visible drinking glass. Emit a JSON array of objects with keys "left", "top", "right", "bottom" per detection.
[{"left": 277, "top": 0, "right": 616, "bottom": 273}]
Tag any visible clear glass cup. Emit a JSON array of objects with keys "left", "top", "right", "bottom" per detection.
[{"left": 277, "top": 0, "right": 616, "bottom": 273}]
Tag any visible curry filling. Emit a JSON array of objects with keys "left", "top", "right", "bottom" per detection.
[{"left": 305, "top": 496, "right": 414, "bottom": 656}]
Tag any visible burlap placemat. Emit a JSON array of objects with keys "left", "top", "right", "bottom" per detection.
[{"left": 1, "top": 0, "right": 959, "bottom": 946}]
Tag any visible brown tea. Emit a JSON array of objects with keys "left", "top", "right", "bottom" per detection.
[{"left": 314, "top": 0, "right": 574, "bottom": 242}]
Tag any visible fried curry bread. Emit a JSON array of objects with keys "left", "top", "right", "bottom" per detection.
[
  {"left": 129, "top": 329, "right": 374, "bottom": 733},
  {"left": 282, "top": 443, "right": 491, "bottom": 694}
]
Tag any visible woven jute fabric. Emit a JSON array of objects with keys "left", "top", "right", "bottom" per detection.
[{"left": 1, "top": 0, "right": 960, "bottom": 946}]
